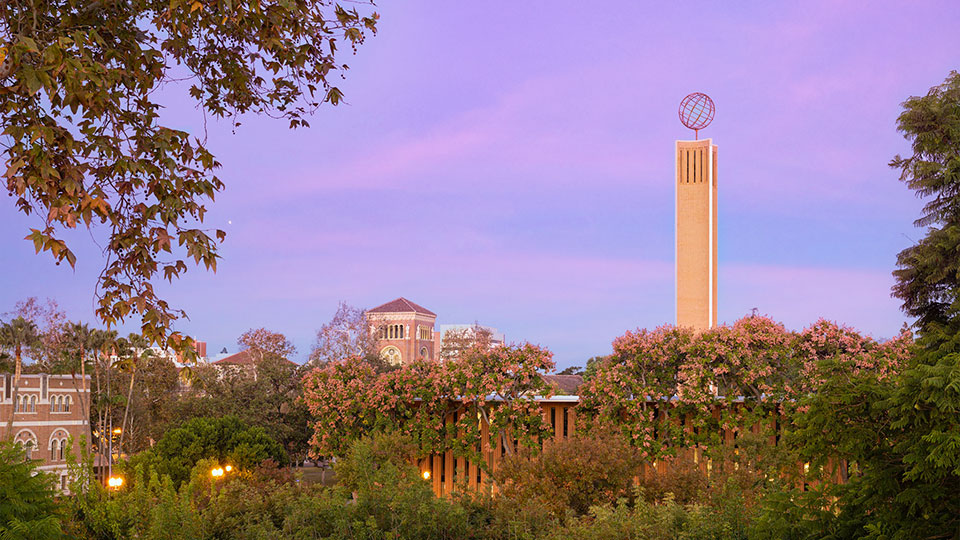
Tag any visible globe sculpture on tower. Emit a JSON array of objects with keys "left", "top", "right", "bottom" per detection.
[
  {"left": 678, "top": 92, "right": 715, "bottom": 140},
  {"left": 675, "top": 92, "right": 718, "bottom": 331}
]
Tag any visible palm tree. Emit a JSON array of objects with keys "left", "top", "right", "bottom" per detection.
[
  {"left": 116, "top": 333, "right": 152, "bottom": 456},
  {"left": 62, "top": 322, "right": 94, "bottom": 436},
  {"left": 90, "top": 329, "right": 117, "bottom": 466},
  {"left": 1, "top": 317, "right": 40, "bottom": 441}
]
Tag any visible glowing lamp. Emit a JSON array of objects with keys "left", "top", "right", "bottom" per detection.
[
  {"left": 107, "top": 476, "right": 124, "bottom": 488},
  {"left": 422, "top": 470, "right": 431, "bottom": 480}
]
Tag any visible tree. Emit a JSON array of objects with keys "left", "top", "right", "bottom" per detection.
[
  {"left": 7, "top": 297, "right": 68, "bottom": 373},
  {"left": 173, "top": 329, "right": 310, "bottom": 465},
  {"left": 890, "top": 71, "right": 960, "bottom": 352},
  {"left": 556, "top": 365, "right": 583, "bottom": 376},
  {"left": 238, "top": 327, "right": 296, "bottom": 363},
  {"left": 0, "top": 316, "right": 40, "bottom": 440},
  {"left": 309, "top": 301, "right": 378, "bottom": 366},
  {"left": 302, "top": 342, "right": 556, "bottom": 464},
  {"left": 752, "top": 72, "right": 960, "bottom": 540},
  {"left": 577, "top": 316, "right": 910, "bottom": 463},
  {"left": 126, "top": 415, "right": 286, "bottom": 489},
  {"left": 0, "top": 1, "right": 379, "bottom": 350},
  {"left": 61, "top": 321, "right": 94, "bottom": 438},
  {"left": 438, "top": 323, "right": 494, "bottom": 361},
  {"left": 0, "top": 442, "right": 63, "bottom": 539},
  {"left": 115, "top": 352, "right": 180, "bottom": 454},
  {"left": 117, "top": 333, "right": 153, "bottom": 456}
]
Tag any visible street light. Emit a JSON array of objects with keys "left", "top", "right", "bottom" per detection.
[
  {"left": 422, "top": 470, "right": 431, "bottom": 480},
  {"left": 211, "top": 467, "right": 224, "bottom": 478},
  {"left": 107, "top": 476, "right": 124, "bottom": 489}
]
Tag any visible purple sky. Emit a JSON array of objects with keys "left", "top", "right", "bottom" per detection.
[{"left": 3, "top": 1, "right": 959, "bottom": 368}]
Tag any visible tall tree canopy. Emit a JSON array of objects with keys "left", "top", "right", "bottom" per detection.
[
  {"left": 0, "top": 0, "right": 378, "bottom": 349},
  {"left": 890, "top": 71, "right": 960, "bottom": 350}
]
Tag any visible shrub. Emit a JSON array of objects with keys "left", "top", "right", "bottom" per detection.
[
  {"left": 0, "top": 442, "right": 63, "bottom": 539},
  {"left": 495, "top": 427, "right": 640, "bottom": 519},
  {"left": 545, "top": 491, "right": 755, "bottom": 540},
  {"left": 125, "top": 415, "right": 287, "bottom": 489}
]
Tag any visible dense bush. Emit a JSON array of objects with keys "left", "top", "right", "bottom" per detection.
[
  {"left": 545, "top": 493, "right": 755, "bottom": 540},
  {"left": 495, "top": 427, "right": 640, "bottom": 518},
  {"left": 124, "top": 415, "right": 287, "bottom": 488},
  {"left": 0, "top": 442, "right": 63, "bottom": 540}
]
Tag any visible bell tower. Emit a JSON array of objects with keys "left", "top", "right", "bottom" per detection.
[{"left": 675, "top": 93, "right": 717, "bottom": 330}]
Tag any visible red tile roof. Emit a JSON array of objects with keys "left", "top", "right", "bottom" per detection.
[
  {"left": 367, "top": 297, "right": 436, "bottom": 316},
  {"left": 542, "top": 374, "right": 584, "bottom": 395},
  {"left": 212, "top": 350, "right": 256, "bottom": 366},
  {"left": 212, "top": 350, "right": 296, "bottom": 366}
]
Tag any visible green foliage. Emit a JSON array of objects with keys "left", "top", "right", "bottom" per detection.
[
  {"left": 0, "top": 0, "right": 378, "bottom": 348},
  {"left": 303, "top": 343, "right": 556, "bottom": 463},
  {"left": 750, "top": 69, "right": 960, "bottom": 540},
  {"left": 544, "top": 493, "right": 755, "bottom": 540},
  {"left": 174, "top": 355, "right": 311, "bottom": 465},
  {"left": 320, "top": 433, "right": 470, "bottom": 539},
  {"left": 891, "top": 70, "right": 960, "bottom": 350},
  {"left": 774, "top": 350, "right": 960, "bottom": 539},
  {"left": 495, "top": 427, "right": 640, "bottom": 518},
  {"left": 0, "top": 443, "right": 63, "bottom": 540},
  {"left": 126, "top": 415, "right": 286, "bottom": 489}
]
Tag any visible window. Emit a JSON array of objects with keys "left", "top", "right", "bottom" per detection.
[
  {"left": 418, "top": 325, "right": 432, "bottom": 341},
  {"left": 50, "top": 397, "right": 56, "bottom": 413},
  {"left": 50, "top": 444, "right": 57, "bottom": 461},
  {"left": 41, "top": 375, "right": 47, "bottom": 400},
  {"left": 59, "top": 439, "right": 65, "bottom": 461},
  {"left": 60, "top": 475, "right": 67, "bottom": 491},
  {"left": 29, "top": 395, "right": 36, "bottom": 412},
  {"left": 24, "top": 440, "right": 33, "bottom": 460},
  {"left": 379, "top": 324, "right": 405, "bottom": 339},
  {"left": 380, "top": 346, "right": 402, "bottom": 366},
  {"left": 64, "top": 396, "right": 71, "bottom": 412}
]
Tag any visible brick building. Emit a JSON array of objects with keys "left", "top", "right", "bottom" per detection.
[
  {"left": 366, "top": 297, "right": 439, "bottom": 365},
  {"left": 1, "top": 373, "right": 91, "bottom": 492}
]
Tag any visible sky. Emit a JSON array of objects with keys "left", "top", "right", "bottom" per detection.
[{"left": 2, "top": 1, "right": 959, "bottom": 368}]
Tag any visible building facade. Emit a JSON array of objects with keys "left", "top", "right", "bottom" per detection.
[
  {"left": 0, "top": 373, "right": 91, "bottom": 491},
  {"left": 366, "top": 297, "right": 439, "bottom": 365}
]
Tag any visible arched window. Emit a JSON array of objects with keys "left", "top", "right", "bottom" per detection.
[
  {"left": 64, "top": 396, "right": 71, "bottom": 412},
  {"left": 50, "top": 397, "right": 56, "bottom": 412},
  {"left": 29, "top": 395, "right": 36, "bottom": 412},
  {"left": 15, "top": 431, "right": 37, "bottom": 460},
  {"left": 59, "top": 439, "right": 65, "bottom": 461},
  {"left": 380, "top": 346, "right": 402, "bottom": 366},
  {"left": 15, "top": 395, "right": 21, "bottom": 412},
  {"left": 50, "top": 442, "right": 57, "bottom": 461}
]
